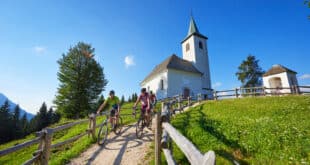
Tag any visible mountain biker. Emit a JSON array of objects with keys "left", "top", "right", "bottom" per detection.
[
  {"left": 97, "top": 90, "right": 120, "bottom": 128},
  {"left": 149, "top": 91, "right": 157, "bottom": 112},
  {"left": 133, "top": 88, "right": 151, "bottom": 125}
]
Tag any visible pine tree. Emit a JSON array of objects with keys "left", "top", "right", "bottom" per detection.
[
  {"left": 128, "top": 96, "right": 131, "bottom": 102},
  {"left": 121, "top": 95, "right": 125, "bottom": 105},
  {"left": 47, "top": 107, "right": 53, "bottom": 125},
  {"left": 12, "top": 105, "right": 22, "bottom": 139},
  {"left": 54, "top": 42, "right": 108, "bottom": 119},
  {"left": 37, "top": 102, "right": 48, "bottom": 131},
  {"left": 0, "top": 100, "right": 13, "bottom": 143},
  {"left": 236, "top": 55, "right": 264, "bottom": 88},
  {"left": 20, "top": 113, "right": 29, "bottom": 137}
]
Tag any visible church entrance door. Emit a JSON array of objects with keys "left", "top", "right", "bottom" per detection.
[{"left": 183, "top": 88, "right": 190, "bottom": 98}]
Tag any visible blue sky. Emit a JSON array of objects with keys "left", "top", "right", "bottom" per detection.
[{"left": 0, "top": 0, "right": 309, "bottom": 114}]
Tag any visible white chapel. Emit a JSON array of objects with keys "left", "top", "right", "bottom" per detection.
[{"left": 140, "top": 17, "right": 212, "bottom": 99}]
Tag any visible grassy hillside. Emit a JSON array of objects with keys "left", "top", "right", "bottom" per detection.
[
  {"left": 170, "top": 96, "right": 310, "bottom": 164},
  {"left": 0, "top": 102, "right": 137, "bottom": 165}
]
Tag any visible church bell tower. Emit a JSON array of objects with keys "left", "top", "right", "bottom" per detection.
[{"left": 181, "top": 17, "right": 212, "bottom": 98}]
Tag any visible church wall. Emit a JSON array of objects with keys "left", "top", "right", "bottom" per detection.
[
  {"left": 167, "top": 69, "right": 202, "bottom": 98},
  {"left": 141, "top": 70, "right": 168, "bottom": 99}
]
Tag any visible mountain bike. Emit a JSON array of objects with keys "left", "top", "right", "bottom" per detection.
[
  {"left": 97, "top": 110, "right": 123, "bottom": 145},
  {"left": 133, "top": 107, "right": 152, "bottom": 139}
]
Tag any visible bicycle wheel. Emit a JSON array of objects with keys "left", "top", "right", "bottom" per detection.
[
  {"left": 113, "top": 116, "right": 123, "bottom": 135},
  {"left": 136, "top": 118, "right": 144, "bottom": 138},
  {"left": 98, "top": 121, "right": 108, "bottom": 145}
]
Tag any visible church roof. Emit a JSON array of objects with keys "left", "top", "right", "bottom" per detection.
[
  {"left": 181, "top": 17, "right": 208, "bottom": 43},
  {"left": 263, "top": 64, "right": 297, "bottom": 77},
  {"left": 141, "top": 54, "right": 202, "bottom": 84}
]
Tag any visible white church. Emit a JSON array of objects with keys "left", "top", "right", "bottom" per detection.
[{"left": 140, "top": 17, "right": 212, "bottom": 100}]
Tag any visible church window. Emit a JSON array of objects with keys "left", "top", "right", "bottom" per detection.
[
  {"left": 199, "top": 41, "right": 203, "bottom": 49},
  {"left": 160, "top": 79, "right": 164, "bottom": 90},
  {"left": 186, "top": 43, "right": 190, "bottom": 52}
]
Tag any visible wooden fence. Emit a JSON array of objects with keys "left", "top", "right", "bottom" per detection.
[
  {"left": 213, "top": 85, "right": 310, "bottom": 100},
  {"left": 154, "top": 97, "right": 215, "bottom": 165},
  {"left": 0, "top": 94, "right": 201, "bottom": 165},
  {"left": 0, "top": 114, "right": 99, "bottom": 165}
]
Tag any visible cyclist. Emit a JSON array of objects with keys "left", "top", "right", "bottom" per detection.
[
  {"left": 133, "top": 88, "right": 151, "bottom": 125},
  {"left": 97, "top": 90, "right": 120, "bottom": 129},
  {"left": 149, "top": 91, "right": 157, "bottom": 113}
]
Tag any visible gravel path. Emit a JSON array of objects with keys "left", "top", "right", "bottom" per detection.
[{"left": 68, "top": 123, "right": 154, "bottom": 165}]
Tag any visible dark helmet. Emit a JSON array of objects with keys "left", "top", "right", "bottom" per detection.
[
  {"left": 150, "top": 91, "right": 153, "bottom": 94},
  {"left": 141, "top": 88, "right": 146, "bottom": 93},
  {"left": 109, "top": 90, "right": 115, "bottom": 95}
]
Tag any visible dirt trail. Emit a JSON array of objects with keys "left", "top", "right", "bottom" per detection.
[{"left": 69, "top": 123, "right": 154, "bottom": 165}]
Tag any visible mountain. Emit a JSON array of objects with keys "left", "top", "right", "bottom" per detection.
[{"left": 0, "top": 93, "right": 34, "bottom": 120}]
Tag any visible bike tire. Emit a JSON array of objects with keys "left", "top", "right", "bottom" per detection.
[
  {"left": 136, "top": 118, "right": 144, "bottom": 139},
  {"left": 113, "top": 116, "right": 123, "bottom": 135},
  {"left": 97, "top": 122, "right": 108, "bottom": 145}
]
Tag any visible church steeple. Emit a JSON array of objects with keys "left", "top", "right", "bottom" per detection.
[
  {"left": 187, "top": 16, "right": 200, "bottom": 36},
  {"left": 182, "top": 16, "right": 207, "bottom": 43},
  {"left": 181, "top": 16, "right": 212, "bottom": 98}
]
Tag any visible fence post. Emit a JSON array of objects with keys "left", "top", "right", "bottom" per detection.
[
  {"left": 187, "top": 96, "right": 191, "bottom": 106},
  {"left": 178, "top": 95, "right": 181, "bottom": 110},
  {"left": 295, "top": 85, "right": 300, "bottom": 95},
  {"left": 235, "top": 88, "right": 238, "bottom": 98},
  {"left": 89, "top": 113, "right": 96, "bottom": 139},
  {"left": 155, "top": 103, "right": 163, "bottom": 165},
  {"left": 40, "top": 128, "right": 53, "bottom": 165},
  {"left": 262, "top": 87, "right": 266, "bottom": 96},
  {"left": 213, "top": 91, "right": 217, "bottom": 101}
]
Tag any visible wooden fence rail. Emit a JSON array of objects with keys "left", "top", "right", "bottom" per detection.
[
  {"left": 155, "top": 98, "right": 215, "bottom": 165},
  {"left": 214, "top": 85, "right": 310, "bottom": 100},
  {"left": 0, "top": 112, "right": 100, "bottom": 165}
]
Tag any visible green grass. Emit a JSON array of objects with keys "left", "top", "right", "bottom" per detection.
[
  {"left": 0, "top": 102, "right": 138, "bottom": 165},
  {"left": 169, "top": 95, "right": 310, "bottom": 164}
]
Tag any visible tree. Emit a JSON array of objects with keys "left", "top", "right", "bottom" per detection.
[
  {"left": 37, "top": 102, "right": 48, "bottom": 131},
  {"left": 236, "top": 55, "right": 264, "bottom": 88},
  {"left": 305, "top": 1, "right": 310, "bottom": 19},
  {"left": 121, "top": 95, "right": 125, "bottom": 105},
  {"left": 20, "top": 113, "right": 29, "bottom": 136},
  {"left": 0, "top": 100, "right": 13, "bottom": 143},
  {"left": 128, "top": 96, "right": 132, "bottom": 102},
  {"left": 47, "top": 107, "right": 60, "bottom": 125},
  {"left": 12, "top": 105, "right": 22, "bottom": 139},
  {"left": 54, "top": 42, "right": 108, "bottom": 118}
]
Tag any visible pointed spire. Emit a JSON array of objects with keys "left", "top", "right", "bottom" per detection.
[
  {"left": 187, "top": 16, "right": 200, "bottom": 36},
  {"left": 181, "top": 16, "right": 208, "bottom": 43}
]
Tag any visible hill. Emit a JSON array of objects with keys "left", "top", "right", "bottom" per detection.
[
  {"left": 0, "top": 93, "right": 34, "bottom": 120},
  {"left": 170, "top": 95, "right": 310, "bottom": 164},
  {"left": 0, "top": 102, "right": 137, "bottom": 165}
]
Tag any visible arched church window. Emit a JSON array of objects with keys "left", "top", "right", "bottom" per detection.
[
  {"left": 199, "top": 41, "right": 203, "bottom": 49},
  {"left": 160, "top": 79, "right": 164, "bottom": 90},
  {"left": 186, "top": 43, "right": 190, "bottom": 52}
]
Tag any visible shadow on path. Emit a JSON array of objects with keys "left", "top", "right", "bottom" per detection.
[
  {"left": 86, "top": 125, "right": 132, "bottom": 165},
  {"left": 85, "top": 123, "right": 154, "bottom": 165}
]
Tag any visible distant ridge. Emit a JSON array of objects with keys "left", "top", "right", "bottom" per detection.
[{"left": 0, "top": 93, "right": 34, "bottom": 120}]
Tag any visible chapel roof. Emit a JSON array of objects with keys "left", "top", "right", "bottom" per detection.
[
  {"left": 263, "top": 64, "right": 297, "bottom": 77},
  {"left": 141, "top": 54, "right": 202, "bottom": 84}
]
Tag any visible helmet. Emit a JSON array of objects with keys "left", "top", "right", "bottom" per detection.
[
  {"left": 109, "top": 90, "right": 115, "bottom": 95},
  {"left": 150, "top": 91, "right": 153, "bottom": 94},
  {"left": 141, "top": 88, "right": 146, "bottom": 93}
]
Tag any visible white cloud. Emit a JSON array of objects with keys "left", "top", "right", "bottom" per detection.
[
  {"left": 299, "top": 74, "right": 310, "bottom": 80},
  {"left": 124, "top": 55, "right": 135, "bottom": 68},
  {"left": 213, "top": 82, "right": 222, "bottom": 88},
  {"left": 33, "top": 46, "right": 47, "bottom": 55}
]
